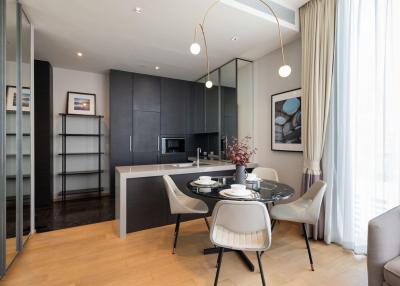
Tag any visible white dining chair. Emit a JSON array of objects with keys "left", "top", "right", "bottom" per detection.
[
  {"left": 163, "top": 175, "right": 209, "bottom": 254},
  {"left": 252, "top": 167, "right": 279, "bottom": 182},
  {"left": 210, "top": 200, "right": 272, "bottom": 286},
  {"left": 270, "top": 180, "right": 327, "bottom": 271}
]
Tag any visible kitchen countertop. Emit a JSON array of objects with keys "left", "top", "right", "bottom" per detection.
[
  {"left": 114, "top": 159, "right": 257, "bottom": 238},
  {"left": 116, "top": 160, "right": 257, "bottom": 179}
]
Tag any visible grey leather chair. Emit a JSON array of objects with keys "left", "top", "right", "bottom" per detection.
[
  {"left": 163, "top": 175, "right": 209, "bottom": 254},
  {"left": 270, "top": 180, "right": 327, "bottom": 271},
  {"left": 210, "top": 200, "right": 272, "bottom": 286},
  {"left": 252, "top": 167, "right": 279, "bottom": 182},
  {"left": 368, "top": 205, "right": 400, "bottom": 286}
]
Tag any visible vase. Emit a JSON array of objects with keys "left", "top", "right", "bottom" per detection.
[{"left": 235, "top": 165, "right": 246, "bottom": 185}]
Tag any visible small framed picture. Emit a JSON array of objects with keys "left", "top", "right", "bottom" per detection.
[
  {"left": 271, "top": 88, "right": 303, "bottom": 152},
  {"left": 67, "top": 92, "right": 96, "bottom": 116},
  {"left": 6, "top": 85, "right": 31, "bottom": 112}
]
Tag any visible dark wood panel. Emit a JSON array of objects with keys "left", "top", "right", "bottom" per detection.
[
  {"left": 161, "top": 78, "right": 189, "bottom": 135},
  {"left": 205, "top": 85, "right": 219, "bottom": 133},
  {"left": 126, "top": 176, "right": 168, "bottom": 232},
  {"left": 159, "top": 154, "right": 188, "bottom": 164},
  {"left": 133, "top": 73, "right": 161, "bottom": 112},
  {"left": 133, "top": 111, "right": 160, "bottom": 152},
  {"left": 190, "top": 82, "right": 205, "bottom": 134},
  {"left": 34, "top": 60, "right": 53, "bottom": 208},
  {"left": 133, "top": 151, "right": 159, "bottom": 165},
  {"left": 126, "top": 170, "right": 235, "bottom": 233},
  {"left": 110, "top": 70, "right": 134, "bottom": 194}
]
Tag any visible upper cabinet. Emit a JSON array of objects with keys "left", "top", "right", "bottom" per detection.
[
  {"left": 133, "top": 74, "right": 161, "bottom": 112},
  {"left": 205, "top": 86, "right": 219, "bottom": 133},
  {"left": 160, "top": 78, "right": 190, "bottom": 135},
  {"left": 190, "top": 82, "right": 205, "bottom": 134}
]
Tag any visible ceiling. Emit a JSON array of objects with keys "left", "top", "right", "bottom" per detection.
[{"left": 20, "top": 0, "right": 308, "bottom": 81}]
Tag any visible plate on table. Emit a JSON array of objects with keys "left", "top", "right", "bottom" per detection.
[
  {"left": 193, "top": 179, "right": 217, "bottom": 186},
  {"left": 219, "top": 188, "right": 253, "bottom": 198}
]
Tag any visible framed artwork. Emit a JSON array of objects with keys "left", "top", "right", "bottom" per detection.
[
  {"left": 67, "top": 92, "right": 96, "bottom": 116},
  {"left": 6, "top": 85, "right": 31, "bottom": 112},
  {"left": 271, "top": 88, "right": 303, "bottom": 152}
]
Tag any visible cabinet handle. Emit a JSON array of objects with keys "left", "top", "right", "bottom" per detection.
[
  {"left": 157, "top": 136, "right": 160, "bottom": 152},
  {"left": 129, "top": 136, "right": 132, "bottom": 152}
]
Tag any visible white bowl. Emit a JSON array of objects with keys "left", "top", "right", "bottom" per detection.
[
  {"left": 246, "top": 174, "right": 257, "bottom": 181},
  {"left": 230, "top": 184, "right": 246, "bottom": 191},
  {"left": 199, "top": 176, "right": 212, "bottom": 182}
]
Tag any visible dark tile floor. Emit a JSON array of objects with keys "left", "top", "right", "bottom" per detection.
[{"left": 35, "top": 196, "right": 115, "bottom": 233}]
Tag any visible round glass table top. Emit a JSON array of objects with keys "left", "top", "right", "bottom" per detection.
[{"left": 187, "top": 176, "right": 294, "bottom": 203}]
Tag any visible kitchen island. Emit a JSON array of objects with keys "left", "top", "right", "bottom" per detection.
[{"left": 115, "top": 160, "right": 257, "bottom": 237}]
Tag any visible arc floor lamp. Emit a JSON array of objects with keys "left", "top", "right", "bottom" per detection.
[{"left": 190, "top": 0, "right": 292, "bottom": 88}]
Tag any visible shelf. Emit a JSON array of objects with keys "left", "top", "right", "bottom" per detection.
[
  {"left": 6, "top": 174, "right": 31, "bottom": 180},
  {"left": 6, "top": 133, "right": 30, "bottom": 136},
  {"left": 58, "top": 133, "right": 104, "bottom": 137},
  {"left": 57, "top": 187, "right": 104, "bottom": 197},
  {"left": 58, "top": 170, "right": 104, "bottom": 176},
  {"left": 6, "top": 154, "right": 30, "bottom": 157},
  {"left": 58, "top": 152, "right": 104, "bottom": 156},
  {"left": 7, "top": 110, "right": 31, "bottom": 115},
  {"left": 59, "top": 113, "right": 104, "bottom": 118}
]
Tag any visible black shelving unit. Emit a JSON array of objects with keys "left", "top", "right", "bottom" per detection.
[{"left": 59, "top": 113, "right": 104, "bottom": 201}]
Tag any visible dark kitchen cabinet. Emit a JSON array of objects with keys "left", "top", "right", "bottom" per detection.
[
  {"left": 133, "top": 152, "right": 160, "bottom": 165},
  {"left": 110, "top": 70, "right": 161, "bottom": 193},
  {"left": 161, "top": 78, "right": 190, "bottom": 135},
  {"left": 205, "top": 86, "right": 219, "bottom": 133},
  {"left": 190, "top": 82, "right": 205, "bottom": 134},
  {"left": 133, "top": 73, "right": 161, "bottom": 112},
  {"left": 110, "top": 70, "right": 134, "bottom": 192},
  {"left": 133, "top": 111, "right": 160, "bottom": 152},
  {"left": 34, "top": 60, "right": 53, "bottom": 208}
]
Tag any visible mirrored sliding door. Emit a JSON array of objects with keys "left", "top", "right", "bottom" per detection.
[{"left": 0, "top": 0, "right": 33, "bottom": 276}]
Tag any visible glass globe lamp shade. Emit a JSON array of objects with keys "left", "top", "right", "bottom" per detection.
[
  {"left": 205, "top": 80, "right": 213, "bottom": 88},
  {"left": 190, "top": 43, "right": 201, "bottom": 55},
  {"left": 279, "top": 65, "right": 291, "bottom": 78}
]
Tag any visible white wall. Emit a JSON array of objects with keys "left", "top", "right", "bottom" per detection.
[
  {"left": 52, "top": 67, "right": 109, "bottom": 200},
  {"left": 253, "top": 38, "right": 303, "bottom": 198},
  {"left": 238, "top": 61, "right": 254, "bottom": 141}
]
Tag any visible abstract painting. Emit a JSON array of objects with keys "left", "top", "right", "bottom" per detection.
[{"left": 271, "top": 88, "right": 303, "bottom": 152}]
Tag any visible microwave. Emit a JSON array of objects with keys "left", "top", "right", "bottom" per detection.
[{"left": 161, "top": 137, "right": 185, "bottom": 154}]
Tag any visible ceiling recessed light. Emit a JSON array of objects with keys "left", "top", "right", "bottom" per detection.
[
  {"left": 155, "top": 66, "right": 160, "bottom": 70},
  {"left": 135, "top": 7, "right": 143, "bottom": 14},
  {"left": 76, "top": 52, "right": 83, "bottom": 57},
  {"left": 231, "top": 36, "right": 239, "bottom": 41}
]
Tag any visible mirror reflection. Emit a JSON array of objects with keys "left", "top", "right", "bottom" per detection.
[
  {"left": 21, "top": 9, "right": 32, "bottom": 244},
  {"left": 5, "top": 0, "right": 18, "bottom": 269}
]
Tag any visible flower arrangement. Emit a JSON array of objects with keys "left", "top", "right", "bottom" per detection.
[{"left": 227, "top": 136, "right": 257, "bottom": 166}]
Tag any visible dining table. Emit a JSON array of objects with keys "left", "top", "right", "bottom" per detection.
[{"left": 186, "top": 176, "right": 295, "bottom": 272}]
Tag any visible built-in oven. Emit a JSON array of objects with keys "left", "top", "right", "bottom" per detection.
[{"left": 161, "top": 137, "right": 185, "bottom": 154}]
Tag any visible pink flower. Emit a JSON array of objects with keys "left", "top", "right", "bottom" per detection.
[{"left": 227, "top": 137, "right": 257, "bottom": 166}]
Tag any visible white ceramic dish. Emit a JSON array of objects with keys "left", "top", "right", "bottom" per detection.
[
  {"left": 193, "top": 179, "right": 217, "bottom": 186},
  {"left": 219, "top": 189, "right": 253, "bottom": 198}
]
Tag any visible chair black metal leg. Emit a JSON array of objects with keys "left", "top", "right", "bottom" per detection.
[
  {"left": 204, "top": 217, "right": 210, "bottom": 231},
  {"left": 302, "top": 223, "right": 315, "bottom": 271},
  {"left": 214, "top": 247, "right": 224, "bottom": 286},
  {"left": 271, "top": 219, "right": 277, "bottom": 231},
  {"left": 256, "top": 251, "right": 266, "bottom": 286},
  {"left": 172, "top": 214, "right": 181, "bottom": 254}
]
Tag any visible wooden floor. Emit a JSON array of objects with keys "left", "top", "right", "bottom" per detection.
[{"left": 0, "top": 219, "right": 367, "bottom": 286}]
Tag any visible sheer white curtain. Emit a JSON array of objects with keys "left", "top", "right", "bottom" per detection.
[{"left": 323, "top": 0, "right": 400, "bottom": 254}]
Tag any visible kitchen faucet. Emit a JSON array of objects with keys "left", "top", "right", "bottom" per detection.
[{"left": 196, "top": 147, "right": 201, "bottom": 166}]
